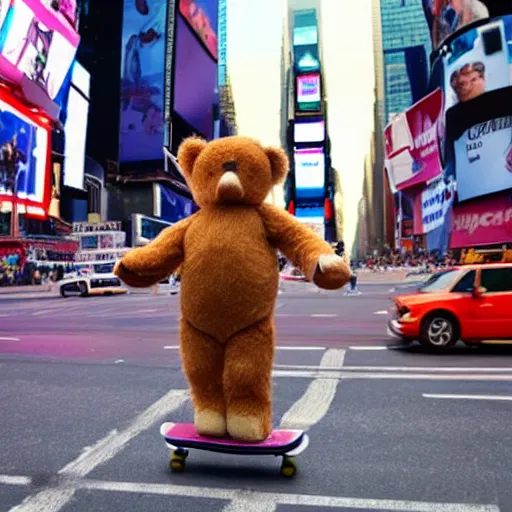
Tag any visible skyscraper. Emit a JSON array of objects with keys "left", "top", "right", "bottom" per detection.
[{"left": 379, "top": 0, "right": 431, "bottom": 124}]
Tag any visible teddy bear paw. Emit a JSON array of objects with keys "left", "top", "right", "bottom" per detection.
[
  {"left": 195, "top": 410, "right": 227, "bottom": 437},
  {"left": 227, "top": 414, "right": 270, "bottom": 442},
  {"left": 313, "top": 254, "right": 351, "bottom": 290},
  {"left": 318, "top": 254, "right": 343, "bottom": 273}
]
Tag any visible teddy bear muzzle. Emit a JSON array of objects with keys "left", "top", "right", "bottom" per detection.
[{"left": 216, "top": 170, "right": 245, "bottom": 203}]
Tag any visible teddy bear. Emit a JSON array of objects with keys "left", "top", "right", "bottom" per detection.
[{"left": 114, "top": 135, "right": 351, "bottom": 442}]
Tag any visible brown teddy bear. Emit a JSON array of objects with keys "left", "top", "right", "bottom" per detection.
[{"left": 114, "top": 135, "right": 350, "bottom": 442}]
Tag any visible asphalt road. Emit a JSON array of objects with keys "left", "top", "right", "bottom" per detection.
[{"left": 1, "top": 282, "right": 511, "bottom": 512}]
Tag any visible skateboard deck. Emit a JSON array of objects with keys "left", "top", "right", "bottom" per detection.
[{"left": 160, "top": 422, "right": 309, "bottom": 477}]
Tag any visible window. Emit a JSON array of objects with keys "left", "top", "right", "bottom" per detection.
[
  {"left": 451, "top": 270, "right": 476, "bottom": 293},
  {"left": 420, "top": 269, "right": 465, "bottom": 293},
  {"left": 481, "top": 268, "right": 512, "bottom": 293}
]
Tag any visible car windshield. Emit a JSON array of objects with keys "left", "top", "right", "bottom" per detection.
[
  {"left": 93, "top": 263, "right": 115, "bottom": 274},
  {"left": 419, "top": 269, "right": 464, "bottom": 293}
]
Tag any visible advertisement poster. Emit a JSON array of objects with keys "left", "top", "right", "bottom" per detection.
[
  {"left": 453, "top": 114, "right": 512, "bottom": 202},
  {"left": 0, "top": 91, "right": 51, "bottom": 219},
  {"left": 0, "top": 0, "right": 79, "bottom": 119},
  {"left": 119, "top": 0, "right": 168, "bottom": 162},
  {"left": 160, "top": 185, "right": 197, "bottom": 223},
  {"left": 294, "top": 121, "right": 325, "bottom": 143},
  {"left": 421, "top": 0, "right": 489, "bottom": 50},
  {"left": 451, "top": 190, "right": 512, "bottom": 247},
  {"left": 294, "top": 148, "right": 325, "bottom": 202},
  {"left": 443, "top": 17, "right": 510, "bottom": 112},
  {"left": 421, "top": 179, "right": 454, "bottom": 234},
  {"left": 296, "top": 73, "right": 321, "bottom": 112},
  {"left": 174, "top": 15, "right": 217, "bottom": 139},
  {"left": 179, "top": 0, "right": 218, "bottom": 61},
  {"left": 384, "top": 88, "right": 444, "bottom": 191}
]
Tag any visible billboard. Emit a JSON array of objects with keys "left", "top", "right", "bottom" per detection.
[
  {"left": 384, "top": 88, "right": 444, "bottom": 191},
  {"left": 174, "top": 14, "right": 217, "bottom": 139},
  {"left": 292, "top": 9, "right": 320, "bottom": 72},
  {"left": 451, "top": 190, "right": 512, "bottom": 248},
  {"left": 443, "top": 16, "right": 511, "bottom": 112},
  {"left": 119, "top": 0, "right": 168, "bottom": 162},
  {"left": 159, "top": 184, "right": 197, "bottom": 223},
  {"left": 0, "top": 89, "right": 51, "bottom": 219},
  {"left": 422, "top": 0, "right": 489, "bottom": 50},
  {"left": 294, "top": 148, "right": 325, "bottom": 202},
  {"left": 179, "top": 0, "right": 218, "bottom": 61},
  {"left": 421, "top": 179, "right": 454, "bottom": 234},
  {"left": 63, "top": 61, "right": 89, "bottom": 190},
  {"left": 294, "top": 120, "right": 325, "bottom": 143},
  {"left": 296, "top": 73, "right": 321, "bottom": 113},
  {"left": 0, "top": 0, "right": 80, "bottom": 120},
  {"left": 452, "top": 114, "right": 512, "bottom": 202}
]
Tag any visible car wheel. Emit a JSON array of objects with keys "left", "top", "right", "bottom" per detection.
[
  {"left": 419, "top": 314, "right": 458, "bottom": 351},
  {"left": 60, "top": 287, "right": 67, "bottom": 298},
  {"left": 79, "top": 282, "right": 88, "bottom": 297}
]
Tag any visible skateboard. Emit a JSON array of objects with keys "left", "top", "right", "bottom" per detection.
[{"left": 160, "top": 422, "right": 309, "bottom": 477}]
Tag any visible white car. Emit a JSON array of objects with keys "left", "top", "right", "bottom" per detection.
[{"left": 59, "top": 261, "right": 127, "bottom": 297}]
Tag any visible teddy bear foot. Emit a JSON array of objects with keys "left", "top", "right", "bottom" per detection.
[
  {"left": 195, "top": 410, "right": 227, "bottom": 437},
  {"left": 227, "top": 414, "right": 270, "bottom": 443}
]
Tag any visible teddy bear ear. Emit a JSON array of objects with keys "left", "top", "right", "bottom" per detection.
[
  {"left": 177, "top": 136, "right": 207, "bottom": 179},
  {"left": 265, "top": 147, "right": 289, "bottom": 185}
]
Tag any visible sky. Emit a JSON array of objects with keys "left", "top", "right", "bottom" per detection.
[{"left": 226, "top": 0, "right": 376, "bottom": 256}]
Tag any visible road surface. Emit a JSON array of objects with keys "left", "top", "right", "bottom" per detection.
[{"left": 0, "top": 282, "right": 511, "bottom": 512}]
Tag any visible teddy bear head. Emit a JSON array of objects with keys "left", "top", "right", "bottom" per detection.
[{"left": 177, "top": 135, "right": 289, "bottom": 208}]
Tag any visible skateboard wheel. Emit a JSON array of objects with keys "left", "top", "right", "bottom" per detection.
[
  {"left": 170, "top": 448, "right": 188, "bottom": 472},
  {"left": 280, "top": 456, "right": 297, "bottom": 477}
]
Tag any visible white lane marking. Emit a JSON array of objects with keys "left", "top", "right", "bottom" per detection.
[
  {"left": 164, "top": 345, "right": 180, "bottom": 350},
  {"left": 274, "top": 365, "right": 512, "bottom": 373},
  {"left": 279, "top": 349, "right": 345, "bottom": 431},
  {"left": 0, "top": 337, "right": 20, "bottom": 342},
  {"left": 31, "top": 310, "right": 53, "bottom": 317},
  {"left": 311, "top": 314, "right": 337, "bottom": 318},
  {"left": 373, "top": 310, "right": 388, "bottom": 315},
  {"left": 114, "top": 359, "right": 125, "bottom": 364},
  {"left": 423, "top": 393, "right": 512, "bottom": 401},
  {"left": 75, "top": 479, "right": 500, "bottom": 512},
  {"left": 271, "top": 370, "right": 512, "bottom": 381},
  {"left": 349, "top": 346, "right": 389, "bottom": 351},
  {"left": 0, "top": 475, "right": 31, "bottom": 486},
  {"left": 8, "top": 390, "right": 188, "bottom": 512}
]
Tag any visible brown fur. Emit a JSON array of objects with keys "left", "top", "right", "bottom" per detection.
[{"left": 114, "top": 135, "right": 350, "bottom": 442}]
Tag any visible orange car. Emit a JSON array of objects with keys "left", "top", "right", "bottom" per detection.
[{"left": 388, "top": 263, "right": 512, "bottom": 351}]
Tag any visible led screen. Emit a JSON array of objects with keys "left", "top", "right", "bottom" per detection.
[
  {"left": 0, "top": 89, "right": 51, "bottom": 218},
  {"left": 0, "top": 0, "right": 79, "bottom": 119},
  {"left": 119, "top": 0, "right": 168, "bottom": 161},
  {"left": 294, "top": 120, "right": 325, "bottom": 143},
  {"left": 294, "top": 148, "right": 325, "bottom": 202},
  {"left": 443, "top": 16, "right": 512, "bottom": 113},
  {"left": 179, "top": 0, "right": 218, "bottom": 60},
  {"left": 296, "top": 73, "right": 321, "bottom": 113},
  {"left": 63, "top": 62, "right": 90, "bottom": 190},
  {"left": 422, "top": 0, "right": 489, "bottom": 50},
  {"left": 174, "top": 14, "right": 217, "bottom": 139}
]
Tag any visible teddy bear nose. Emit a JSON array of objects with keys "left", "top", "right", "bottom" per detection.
[{"left": 222, "top": 160, "right": 238, "bottom": 173}]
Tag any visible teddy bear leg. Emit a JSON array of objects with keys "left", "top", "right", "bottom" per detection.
[
  {"left": 223, "top": 317, "right": 274, "bottom": 442},
  {"left": 180, "top": 319, "right": 227, "bottom": 437}
]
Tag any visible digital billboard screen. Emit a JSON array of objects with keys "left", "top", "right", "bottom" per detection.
[
  {"left": 443, "top": 16, "right": 512, "bottom": 113},
  {"left": 0, "top": 89, "right": 51, "bottom": 219},
  {"left": 422, "top": 0, "right": 489, "bottom": 51},
  {"left": 63, "top": 61, "right": 89, "bottom": 190},
  {"left": 294, "top": 120, "right": 325, "bottom": 143},
  {"left": 179, "top": 0, "right": 218, "bottom": 61},
  {"left": 118, "top": 0, "right": 168, "bottom": 162},
  {"left": 294, "top": 147, "right": 325, "bottom": 202},
  {"left": 0, "top": 0, "right": 79, "bottom": 119},
  {"left": 296, "top": 73, "right": 321, "bottom": 113},
  {"left": 174, "top": 14, "right": 217, "bottom": 139}
]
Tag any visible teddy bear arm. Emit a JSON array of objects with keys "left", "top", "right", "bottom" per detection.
[
  {"left": 114, "top": 216, "right": 194, "bottom": 288},
  {"left": 257, "top": 204, "right": 334, "bottom": 281}
]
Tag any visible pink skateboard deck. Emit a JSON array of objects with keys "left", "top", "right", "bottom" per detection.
[{"left": 160, "top": 422, "right": 309, "bottom": 476}]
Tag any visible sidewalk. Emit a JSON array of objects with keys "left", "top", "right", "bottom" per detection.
[{"left": 0, "top": 284, "right": 53, "bottom": 295}]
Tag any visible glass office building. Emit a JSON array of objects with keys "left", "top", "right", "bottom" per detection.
[{"left": 380, "top": 0, "right": 431, "bottom": 123}]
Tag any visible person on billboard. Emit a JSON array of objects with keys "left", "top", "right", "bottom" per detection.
[
  {"left": 449, "top": 61, "right": 486, "bottom": 103},
  {"left": 422, "top": 0, "right": 489, "bottom": 49}
]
